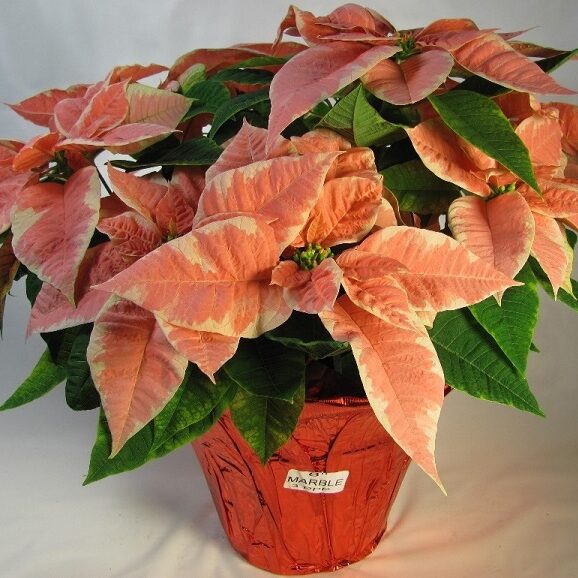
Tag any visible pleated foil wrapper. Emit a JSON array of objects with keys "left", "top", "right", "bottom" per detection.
[{"left": 192, "top": 397, "right": 411, "bottom": 575}]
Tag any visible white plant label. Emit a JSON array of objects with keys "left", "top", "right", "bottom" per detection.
[{"left": 283, "top": 469, "right": 350, "bottom": 494}]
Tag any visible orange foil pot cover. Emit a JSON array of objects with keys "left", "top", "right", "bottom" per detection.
[{"left": 193, "top": 396, "right": 412, "bottom": 575}]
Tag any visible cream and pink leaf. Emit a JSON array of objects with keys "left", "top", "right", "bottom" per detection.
[
  {"left": 87, "top": 298, "right": 188, "bottom": 456},
  {"left": 531, "top": 212, "right": 574, "bottom": 295},
  {"left": 108, "top": 63, "right": 168, "bottom": 83},
  {"left": 362, "top": 50, "right": 454, "bottom": 105},
  {"left": 319, "top": 295, "right": 445, "bottom": 489},
  {"left": 107, "top": 166, "right": 195, "bottom": 236},
  {"left": 448, "top": 192, "right": 535, "bottom": 280},
  {"left": 9, "top": 85, "right": 88, "bottom": 129},
  {"left": 549, "top": 102, "right": 578, "bottom": 156},
  {"left": 28, "top": 242, "right": 128, "bottom": 335},
  {"left": 155, "top": 318, "right": 239, "bottom": 382},
  {"left": 108, "top": 166, "right": 169, "bottom": 221},
  {"left": 204, "top": 121, "right": 284, "bottom": 182},
  {"left": 300, "top": 174, "right": 384, "bottom": 246},
  {"left": 125, "top": 83, "right": 192, "bottom": 128},
  {"left": 0, "top": 140, "right": 23, "bottom": 167},
  {"left": 97, "top": 216, "right": 290, "bottom": 338},
  {"left": 515, "top": 113, "right": 564, "bottom": 176},
  {"left": 520, "top": 179, "right": 578, "bottom": 218},
  {"left": 97, "top": 211, "right": 163, "bottom": 259},
  {"left": 270, "top": 258, "right": 342, "bottom": 314},
  {"left": 406, "top": 120, "right": 493, "bottom": 196},
  {"left": 194, "top": 152, "right": 339, "bottom": 250},
  {"left": 58, "top": 123, "right": 174, "bottom": 154},
  {"left": 451, "top": 33, "right": 575, "bottom": 95},
  {"left": 67, "top": 81, "right": 129, "bottom": 139},
  {"left": 336, "top": 249, "right": 406, "bottom": 281},
  {"left": 267, "top": 42, "right": 400, "bottom": 148},
  {"left": 170, "top": 168, "right": 205, "bottom": 214},
  {"left": 345, "top": 226, "right": 519, "bottom": 312},
  {"left": 0, "top": 170, "right": 34, "bottom": 235},
  {"left": 11, "top": 166, "right": 101, "bottom": 301},
  {"left": 11, "top": 133, "right": 60, "bottom": 172}
]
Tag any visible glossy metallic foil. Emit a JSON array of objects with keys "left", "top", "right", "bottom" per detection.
[{"left": 192, "top": 397, "right": 411, "bottom": 575}]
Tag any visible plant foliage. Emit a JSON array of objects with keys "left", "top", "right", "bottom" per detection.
[{"left": 1, "top": 3, "right": 577, "bottom": 489}]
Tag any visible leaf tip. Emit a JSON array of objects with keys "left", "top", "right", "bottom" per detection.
[
  {"left": 108, "top": 439, "right": 124, "bottom": 460},
  {"left": 438, "top": 480, "right": 448, "bottom": 497},
  {"left": 534, "top": 404, "right": 546, "bottom": 419},
  {"left": 82, "top": 474, "right": 96, "bottom": 486},
  {"left": 427, "top": 464, "right": 446, "bottom": 495}
]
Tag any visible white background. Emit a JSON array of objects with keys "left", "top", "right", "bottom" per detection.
[{"left": 1, "top": 1, "right": 578, "bottom": 577}]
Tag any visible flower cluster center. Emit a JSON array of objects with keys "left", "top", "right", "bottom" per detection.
[
  {"left": 40, "top": 151, "right": 73, "bottom": 184},
  {"left": 493, "top": 182, "right": 517, "bottom": 196},
  {"left": 397, "top": 33, "right": 416, "bottom": 59},
  {"left": 292, "top": 243, "right": 333, "bottom": 270}
]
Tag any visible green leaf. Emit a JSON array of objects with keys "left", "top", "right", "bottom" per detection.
[
  {"left": 151, "top": 381, "right": 237, "bottom": 457},
  {"left": 182, "top": 79, "right": 229, "bottom": 104},
  {"left": 208, "top": 88, "right": 270, "bottom": 139},
  {"left": 129, "top": 134, "right": 181, "bottom": 163},
  {"left": 469, "top": 264, "right": 539, "bottom": 375},
  {"left": 0, "top": 349, "right": 66, "bottom": 411},
  {"left": 41, "top": 324, "right": 84, "bottom": 367},
  {"left": 152, "top": 364, "right": 235, "bottom": 451},
  {"left": 265, "top": 311, "right": 350, "bottom": 359},
  {"left": 429, "top": 309, "right": 544, "bottom": 416},
  {"left": 331, "top": 351, "right": 365, "bottom": 397},
  {"left": 84, "top": 366, "right": 237, "bottom": 484},
  {"left": 558, "top": 282, "right": 578, "bottom": 309},
  {"left": 353, "top": 88, "right": 403, "bottom": 146},
  {"left": 223, "top": 337, "right": 306, "bottom": 401},
  {"left": 65, "top": 332, "right": 100, "bottom": 411},
  {"left": 303, "top": 100, "right": 334, "bottom": 128},
  {"left": 230, "top": 382, "right": 305, "bottom": 463},
  {"left": 13, "top": 263, "right": 28, "bottom": 282},
  {"left": 25, "top": 272, "right": 42, "bottom": 306},
  {"left": 456, "top": 76, "right": 509, "bottom": 98},
  {"left": 316, "top": 87, "right": 356, "bottom": 141},
  {"left": 150, "top": 376, "right": 187, "bottom": 448},
  {"left": 139, "top": 138, "right": 223, "bottom": 167},
  {"left": 226, "top": 55, "right": 290, "bottom": 68},
  {"left": 317, "top": 85, "right": 402, "bottom": 146},
  {"left": 537, "top": 48, "right": 578, "bottom": 74},
  {"left": 379, "top": 102, "right": 421, "bottom": 127},
  {"left": 381, "top": 160, "right": 461, "bottom": 213},
  {"left": 212, "top": 68, "right": 274, "bottom": 84},
  {"left": 110, "top": 138, "right": 222, "bottom": 170},
  {"left": 181, "top": 80, "right": 231, "bottom": 121},
  {"left": 530, "top": 257, "right": 578, "bottom": 312},
  {"left": 428, "top": 90, "right": 539, "bottom": 192},
  {"left": 566, "top": 228, "right": 577, "bottom": 250},
  {"left": 0, "top": 295, "right": 7, "bottom": 337},
  {"left": 530, "top": 342, "right": 541, "bottom": 353},
  {"left": 374, "top": 137, "right": 419, "bottom": 172},
  {"left": 84, "top": 410, "right": 155, "bottom": 485},
  {"left": 179, "top": 63, "right": 206, "bottom": 94}
]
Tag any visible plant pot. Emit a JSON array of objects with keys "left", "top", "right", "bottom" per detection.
[{"left": 192, "top": 397, "right": 411, "bottom": 575}]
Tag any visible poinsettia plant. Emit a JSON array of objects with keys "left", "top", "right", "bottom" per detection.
[{"left": 1, "top": 3, "right": 577, "bottom": 490}]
